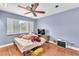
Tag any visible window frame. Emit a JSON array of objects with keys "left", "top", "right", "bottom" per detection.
[{"left": 7, "top": 17, "right": 34, "bottom": 35}]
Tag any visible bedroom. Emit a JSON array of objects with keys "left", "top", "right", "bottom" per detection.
[{"left": 0, "top": 3, "right": 79, "bottom": 56}]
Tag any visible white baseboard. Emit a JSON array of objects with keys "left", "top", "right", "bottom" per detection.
[
  {"left": 0, "top": 43, "right": 14, "bottom": 48},
  {"left": 48, "top": 40, "right": 57, "bottom": 44},
  {"left": 48, "top": 40, "right": 79, "bottom": 51},
  {"left": 67, "top": 46, "right": 79, "bottom": 51}
]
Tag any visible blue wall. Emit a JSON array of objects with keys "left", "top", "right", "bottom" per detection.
[
  {"left": 0, "top": 11, "right": 36, "bottom": 45},
  {"left": 37, "top": 8, "right": 79, "bottom": 48}
]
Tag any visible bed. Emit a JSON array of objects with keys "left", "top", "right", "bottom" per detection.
[{"left": 14, "top": 37, "right": 46, "bottom": 55}]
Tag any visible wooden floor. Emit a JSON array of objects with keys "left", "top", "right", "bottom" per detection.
[{"left": 0, "top": 43, "right": 79, "bottom": 56}]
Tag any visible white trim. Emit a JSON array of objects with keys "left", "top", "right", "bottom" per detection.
[
  {"left": 0, "top": 43, "right": 14, "bottom": 48},
  {"left": 67, "top": 46, "right": 79, "bottom": 51},
  {"left": 48, "top": 40, "right": 79, "bottom": 51},
  {"left": 48, "top": 40, "right": 57, "bottom": 44}
]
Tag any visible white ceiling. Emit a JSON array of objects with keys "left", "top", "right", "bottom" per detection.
[{"left": 0, "top": 3, "right": 79, "bottom": 19}]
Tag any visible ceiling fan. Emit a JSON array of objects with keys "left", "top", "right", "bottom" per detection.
[{"left": 18, "top": 3, "right": 45, "bottom": 17}]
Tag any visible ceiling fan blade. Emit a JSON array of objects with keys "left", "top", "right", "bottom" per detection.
[
  {"left": 35, "top": 11, "right": 45, "bottom": 14},
  {"left": 31, "top": 3, "right": 39, "bottom": 11},
  {"left": 32, "top": 12, "right": 37, "bottom": 17},
  {"left": 26, "top": 6, "right": 32, "bottom": 11},
  {"left": 18, "top": 5, "right": 27, "bottom": 10},
  {"left": 24, "top": 12, "right": 31, "bottom": 15},
  {"left": 18, "top": 5, "right": 32, "bottom": 11}
]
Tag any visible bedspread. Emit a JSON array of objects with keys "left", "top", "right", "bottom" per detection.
[{"left": 14, "top": 37, "right": 46, "bottom": 53}]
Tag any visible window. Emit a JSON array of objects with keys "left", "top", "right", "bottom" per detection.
[{"left": 7, "top": 17, "right": 34, "bottom": 34}]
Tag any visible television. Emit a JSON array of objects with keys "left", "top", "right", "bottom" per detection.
[{"left": 38, "top": 29, "right": 45, "bottom": 35}]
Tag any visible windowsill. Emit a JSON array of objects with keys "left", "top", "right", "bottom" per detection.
[{"left": 7, "top": 32, "right": 29, "bottom": 36}]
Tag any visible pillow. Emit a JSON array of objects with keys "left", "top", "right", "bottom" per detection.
[
  {"left": 31, "top": 35, "right": 41, "bottom": 42},
  {"left": 22, "top": 34, "right": 31, "bottom": 40}
]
